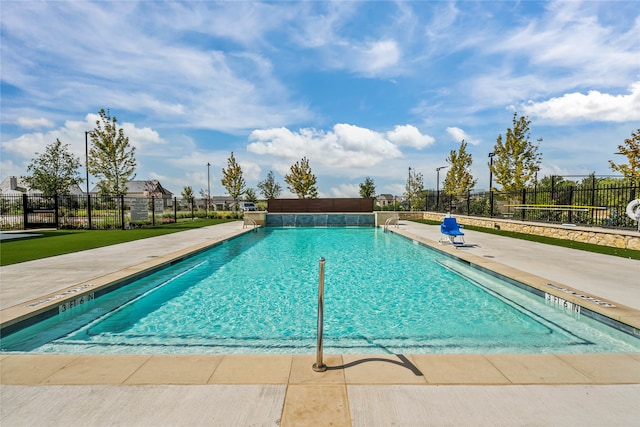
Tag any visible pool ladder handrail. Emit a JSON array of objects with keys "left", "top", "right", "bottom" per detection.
[
  {"left": 384, "top": 215, "right": 400, "bottom": 232},
  {"left": 313, "top": 257, "right": 327, "bottom": 372},
  {"left": 243, "top": 216, "right": 258, "bottom": 231}
]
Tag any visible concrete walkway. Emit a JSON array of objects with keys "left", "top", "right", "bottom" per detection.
[
  {"left": 396, "top": 221, "right": 640, "bottom": 310},
  {"left": 1, "top": 220, "right": 639, "bottom": 426}
]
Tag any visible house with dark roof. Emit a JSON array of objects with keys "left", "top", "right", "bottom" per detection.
[
  {"left": 90, "top": 180, "right": 174, "bottom": 207},
  {"left": 0, "top": 176, "right": 84, "bottom": 196},
  {"left": 376, "top": 193, "right": 401, "bottom": 209}
]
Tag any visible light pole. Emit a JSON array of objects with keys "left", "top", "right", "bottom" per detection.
[
  {"left": 436, "top": 166, "right": 447, "bottom": 211},
  {"left": 85, "top": 131, "right": 90, "bottom": 195},
  {"left": 85, "top": 131, "right": 92, "bottom": 229},
  {"left": 408, "top": 166, "right": 412, "bottom": 211},
  {"left": 207, "top": 162, "right": 211, "bottom": 217},
  {"left": 488, "top": 152, "right": 495, "bottom": 217}
]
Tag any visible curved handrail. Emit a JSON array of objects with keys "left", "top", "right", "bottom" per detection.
[
  {"left": 383, "top": 215, "right": 400, "bottom": 232},
  {"left": 243, "top": 216, "right": 258, "bottom": 231}
]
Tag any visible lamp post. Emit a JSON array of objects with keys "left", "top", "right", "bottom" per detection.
[
  {"left": 436, "top": 166, "right": 447, "bottom": 211},
  {"left": 408, "top": 166, "right": 412, "bottom": 211},
  {"left": 84, "top": 131, "right": 90, "bottom": 196},
  {"left": 207, "top": 162, "right": 211, "bottom": 217},
  {"left": 85, "top": 131, "right": 92, "bottom": 229},
  {"left": 488, "top": 152, "right": 495, "bottom": 217}
]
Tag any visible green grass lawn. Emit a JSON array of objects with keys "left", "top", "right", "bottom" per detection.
[
  {"left": 411, "top": 219, "right": 640, "bottom": 260},
  {"left": 0, "top": 219, "right": 234, "bottom": 266}
]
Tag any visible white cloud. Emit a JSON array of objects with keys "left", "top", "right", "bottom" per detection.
[
  {"left": 355, "top": 39, "right": 401, "bottom": 75},
  {"left": 16, "top": 117, "right": 54, "bottom": 129},
  {"left": 463, "top": 2, "right": 640, "bottom": 106},
  {"left": 0, "top": 159, "right": 25, "bottom": 179},
  {"left": 521, "top": 81, "right": 640, "bottom": 123},
  {"left": 248, "top": 123, "right": 434, "bottom": 170},
  {"left": 446, "top": 127, "right": 480, "bottom": 145},
  {"left": 387, "top": 125, "right": 435, "bottom": 149},
  {"left": 0, "top": 2, "right": 311, "bottom": 134},
  {"left": 329, "top": 183, "right": 360, "bottom": 198},
  {"left": 1, "top": 114, "right": 168, "bottom": 162}
]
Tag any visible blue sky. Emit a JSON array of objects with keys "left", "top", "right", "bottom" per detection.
[{"left": 1, "top": 1, "right": 638, "bottom": 198}]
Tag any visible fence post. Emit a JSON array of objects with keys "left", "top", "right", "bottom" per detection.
[
  {"left": 174, "top": 197, "right": 177, "bottom": 223},
  {"left": 22, "top": 194, "right": 28, "bottom": 230},
  {"left": 121, "top": 195, "right": 125, "bottom": 230},
  {"left": 152, "top": 196, "right": 156, "bottom": 226},
  {"left": 54, "top": 194, "right": 59, "bottom": 228},
  {"left": 489, "top": 190, "right": 494, "bottom": 218},
  {"left": 521, "top": 189, "right": 526, "bottom": 221},
  {"left": 87, "top": 194, "right": 92, "bottom": 230},
  {"left": 568, "top": 186, "right": 574, "bottom": 224}
]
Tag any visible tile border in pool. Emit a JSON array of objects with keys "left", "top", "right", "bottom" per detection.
[
  {"left": 265, "top": 213, "right": 375, "bottom": 227},
  {"left": 0, "top": 227, "right": 258, "bottom": 337},
  {"left": 386, "top": 227, "right": 640, "bottom": 337}
]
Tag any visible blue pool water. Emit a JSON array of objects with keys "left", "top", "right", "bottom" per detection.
[{"left": 2, "top": 227, "right": 638, "bottom": 354}]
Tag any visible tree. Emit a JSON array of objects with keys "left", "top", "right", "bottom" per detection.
[
  {"left": 285, "top": 157, "right": 318, "bottom": 198},
  {"left": 257, "top": 170, "right": 282, "bottom": 199},
  {"left": 244, "top": 188, "right": 258, "bottom": 203},
  {"left": 404, "top": 168, "right": 424, "bottom": 211},
  {"left": 443, "top": 141, "right": 477, "bottom": 197},
  {"left": 198, "top": 188, "right": 211, "bottom": 211},
  {"left": 359, "top": 177, "right": 376, "bottom": 198},
  {"left": 87, "top": 109, "right": 137, "bottom": 196},
  {"left": 220, "top": 152, "right": 246, "bottom": 208},
  {"left": 24, "top": 138, "right": 83, "bottom": 195},
  {"left": 181, "top": 186, "right": 195, "bottom": 207},
  {"left": 609, "top": 128, "right": 640, "bottom": 185},
  {"left": 489, "top": 113, "right": 542, "bottom": 193}
]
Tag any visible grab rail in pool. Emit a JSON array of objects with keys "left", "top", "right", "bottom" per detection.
[
  {"left": 243, "top": 216, "right": 258, "bottom": 231},
  {"left": 312, "top": 257, "right": 327, "bottom": 372},
  {"left": 384, "top": 215, "right": 400, "bottom": 232}
]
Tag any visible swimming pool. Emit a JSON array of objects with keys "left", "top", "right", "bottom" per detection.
[{"left": 2, "top": 227, "right": 638, "bottom": 354}]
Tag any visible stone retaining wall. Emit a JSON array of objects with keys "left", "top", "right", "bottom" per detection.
[{"left": 401, "top": 212, "right": 640, "bottom": 251}]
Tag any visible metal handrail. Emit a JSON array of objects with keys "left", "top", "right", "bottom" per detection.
[
  {"left": 312, "top": 257, "right": 327, "bottom": 372},
  {"left": 383, "top": 215, "right": 400, "bottom": 232},
  {"left": 243, "top": 216, "right": 258, "bottom": 231}
]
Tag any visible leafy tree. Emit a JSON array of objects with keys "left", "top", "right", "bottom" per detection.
[
  {"left": 220, "top": 152, "right": 246, "bottom": 208},
  {"left": 359, "top": 176, "right": 376, "bottom": 198},
  {"left": 285, "top": 157, "right": 318, "bottom": 198},
  {"left": 181, "top": 186, "right": 195, "bottom": 207},
  {"left": 443, "top": 140, "right": 477, "bottom": 197},
  {"left": 244, "top": 188, "right": 258, "bottom": 203},
  {"left": 257, "top": 170, "right": 282, "bottom": 199},
  {"left": 87, "top": 109, "right": 137, "bottom": 196},
  {"left": 24, "top": 138, "right": 83, "bottom": 195},
  {"left": 609, "top": 128, "right": 640, "bottom": 185},
  {"left": 404, "top": 168, "right": 424, "bottom": 211},
  {"left": 490, "top": 113, "right": 542, "bottom": 193},
  {"left": 198, "top": 188, "right": 211, "bottom": 211}
]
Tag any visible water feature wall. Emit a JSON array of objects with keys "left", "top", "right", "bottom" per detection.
[{"left": 266, "top": 213, "right": 375, "bottom": 227}]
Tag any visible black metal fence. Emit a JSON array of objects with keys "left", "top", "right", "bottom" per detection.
[
  {"left": 0, "top": 194, "right": 185, "bottom": 230},
  {"left": 3, "top": 185, "right": 638, "bottom": 230},
  {"left": 423, "top": 183, "right": 638, "bottom": 229}
]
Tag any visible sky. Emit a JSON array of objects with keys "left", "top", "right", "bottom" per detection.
[{"left": 1, "top": 1, "right": 639, "bottom": 198}]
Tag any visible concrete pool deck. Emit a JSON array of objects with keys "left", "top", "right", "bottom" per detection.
[{"left": 1, "top": 220, "right": 639, "bottom": 426}]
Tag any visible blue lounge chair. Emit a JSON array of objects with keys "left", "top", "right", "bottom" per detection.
[{"left": 439, "top": 217, "right": 465, "bottom": 245}]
